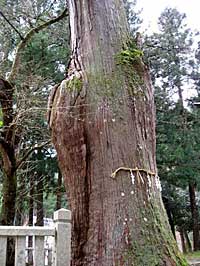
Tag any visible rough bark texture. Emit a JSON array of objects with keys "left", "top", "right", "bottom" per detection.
[
  {"left": 56, "top": 171, "right": 62, "bottom": 210},
  {"left": 163, "top": 196, "right": 176, "bottom": 239},
  {"left": 189, "top": 182, "right": 200, "bottom": 251},
  {"left": 180, "top": 228, "right": 187, "bottom": 254},
  {"left": 0, "top": 78, "right": 17, "bottom": 226},
  {"left": 49, "top": 0, "right": 187, "bottom": 265}
]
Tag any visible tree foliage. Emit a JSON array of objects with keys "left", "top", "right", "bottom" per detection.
[
  {"left": 143, "top": 7, "right": 200, "bottom": 250},
  {"left": 0, "top": 0, "right": 69, "bottom": 226},
  {"left": 123, "top": 0, "right": 142, "bottom": 34}
]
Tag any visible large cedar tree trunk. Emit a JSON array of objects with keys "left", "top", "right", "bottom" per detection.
[
  {"left": 189, "top": 182, "right": 200, "bottom": 251},
  {"left": 56, "top": 171, "right": 62, "bottom": 210},
  {"left": 48, "top": 1, "right": 187, "bottom": 265}
]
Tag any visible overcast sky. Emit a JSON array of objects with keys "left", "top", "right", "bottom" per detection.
[
  {"left": 137, "top": 0, "right": 200, "bottom": 33},
  {"left": 136, "top": 0, "right": 200, "bottom": 100}
]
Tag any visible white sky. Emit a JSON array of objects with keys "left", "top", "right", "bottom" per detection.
[
  {"left": 137, "top": 0, "right": 200, "bottom": 33},
  {"left": 135, "top": 0, "right": 200, "bottom": 102}
]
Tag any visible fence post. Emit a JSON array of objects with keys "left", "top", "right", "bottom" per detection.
[{"left": 54, "top": 208, "right": 71, "bottom": 266}]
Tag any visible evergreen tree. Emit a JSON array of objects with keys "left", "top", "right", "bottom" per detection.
[
  {"left": 0, "top": 0, "right": 68, "bottom": 228},
  {"left": 146, "top": 7, "right": 200, "bottom": 250},
  {"left": 123, "top": 0, "right": 142, "bottom": 34}
]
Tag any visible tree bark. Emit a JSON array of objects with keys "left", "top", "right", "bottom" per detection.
[
  {"left": 179, "top": 228, "right": 192, "bottom": 254},
  {"left": 0, "top": 172, "right": 16, "bottom": 225},
  {"left": 0, "top": 78, "right": 16, "bottom": 226},
  {"left": 56, "top": 171, "right": 62, "bottom": 210},
  {"left": 189, "top": 182, "right": 200, "bottom": 251},
  {"left": 49, "top": 1, "right": 187, "bottom": 265},
  {"left": 163, "top": 196, "right": 176, "bottom": 239},
  {"left": 29, "top": 175, "right": 34, "bottom": 226},
  {"left": 179, "top": 228, "right": 187, "bottom": 253},
  {"left": 28, "top": 175, "right": 34, "bottom": 266},
  {"left": 184, "top": 230, "right": 192, "bottom": 253}
]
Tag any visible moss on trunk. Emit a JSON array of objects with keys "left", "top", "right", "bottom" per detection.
[{"left": 49, "top": 0, "right": 188, "bottom": 265}]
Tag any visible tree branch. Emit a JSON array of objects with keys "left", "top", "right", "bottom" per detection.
[
  {"left": 7, "top": 7, "right": 68, "bottom": 83},
  {"left": 0, "top": 10, "right": 24, "bottom": 40},
  {"left": 15, "top": 140, "right": 51, "bottom": 171}
]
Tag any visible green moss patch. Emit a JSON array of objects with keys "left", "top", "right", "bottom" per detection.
[{"left": 116, "top": 39, "right": 143, "bottom": 66}]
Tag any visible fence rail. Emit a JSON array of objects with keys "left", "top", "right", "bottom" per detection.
[{"left": 0, "top": 208, "right": 71, "bottom": 266}]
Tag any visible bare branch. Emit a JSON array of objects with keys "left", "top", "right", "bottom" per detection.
[
  {"left": 7, "top": 7, "right": 68, "bottom": 83},
  {"left": 15, "top": 140, "right": 51, "bottom": 170},
  {"left": 0, "top": 10, "right": 24, "bottom": 40}
]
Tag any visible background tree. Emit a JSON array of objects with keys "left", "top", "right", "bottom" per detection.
[
  {"left": 162, "top": 183, "right": 192, "bottom": 253},
  {"left": 0, "top": 0, "right": 68, "bottom": 228},
  {"left": 145, "top": 7, "right": 200, "bottom": 251},
  {"left": 0, "top": 2, "right": 69, "bottom": 264},
  {"left": 123, "top": 0, "right": 142, "bottom": 34}
]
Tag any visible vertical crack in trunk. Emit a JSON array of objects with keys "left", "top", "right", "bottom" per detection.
[
  {"left": 49, "top": 3, "right": 91, "bottom": 263},
  {"left": 74, "top": 129, "right": 91, "bottom": 265}
]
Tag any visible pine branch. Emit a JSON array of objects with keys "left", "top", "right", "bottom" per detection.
[{"left": 7, "top": 7, "right": 68, "bottom": 83}]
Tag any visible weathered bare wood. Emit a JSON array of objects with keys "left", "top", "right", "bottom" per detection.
[{"left": 0, "top": 237, "right": 7, "bottom": 266}]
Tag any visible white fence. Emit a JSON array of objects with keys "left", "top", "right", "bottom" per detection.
[{"left": 0, "top": 208, "right": 71, "bottom": 266}]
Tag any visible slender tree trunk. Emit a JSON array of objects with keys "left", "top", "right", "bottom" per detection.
[
  {"left": 28, "top": 175, "right": 34, "bottom": 266},
  {"left": 179, "top": 228, "right": 187, "bottom": 253},
  {"left": 184, "top": 230, "right": 192, "bottom": 253},
  {"left": 35, "top": 175, "right": 44, "bottom": 226},
  {"left": 179, "top": 229, "right": 192, "bottom": 253},
  {"left": 15, "top": 174, "right": 26, "bottom": 226},
  {"left": 15, "top": 201, "right": 22, "bottom": 226},
  {"left": 0, "top": 172, "right": 16, "bottom": 225},
  {"left": 49, "top": 1, "right": 187, "bottom": 265},
  {"left": 189, "top": 182, "right": 200, "bottom": 251},
  {"left": 29, "top": 175, "right": 34, "bottom": 226},
  {"left": 163, "top": 196, "right": 176, "bottom": 239}
]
